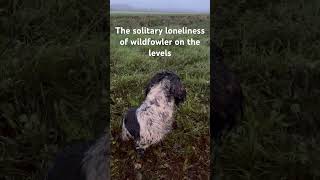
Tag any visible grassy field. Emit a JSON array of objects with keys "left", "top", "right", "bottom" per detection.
[
  {"left": 110, "top": 15, "right": 210, "bottom": 179},
  {"left": 0, "top": 0, "right": 320, "bottom": 180},
  {"left": 111, "top": 11, "right": 209, "bottom": 16}
]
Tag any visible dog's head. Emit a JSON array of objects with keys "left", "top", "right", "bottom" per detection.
[{"left": 145, "top": 71, "right": 187, "bottom": 106}]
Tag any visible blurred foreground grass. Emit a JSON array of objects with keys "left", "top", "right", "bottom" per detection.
[
  {"left": 0, "top": 0, "right": 320, "bottom": 179},
  {"left": 0, "top": 1, "right": 108, "bottom": 179},
  {"left": 213, "top": 0, "right": 320, "bottom": 179}
]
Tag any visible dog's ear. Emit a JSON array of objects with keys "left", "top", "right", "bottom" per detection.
[{"left": 170, "top": 80, "right": 187, "bottom": 106}]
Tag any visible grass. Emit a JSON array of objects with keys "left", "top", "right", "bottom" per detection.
[
  {"left": 110, "top": 15, "right": 210, "bottom": 179},
  {"left": 110, "top": 11, "right": 209, "bottom": 16},
  {"left": 0, "top": 0, "right": 319, "bottom": 179},
  {"left": 0, "top": 1, "right": 108, "bottom": 179},
  {"left": 213, "top": 0, "right": 320, "bottom": 179}
]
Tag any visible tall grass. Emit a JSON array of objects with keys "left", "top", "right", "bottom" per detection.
[
  {"left": 214, "top": 0, "right": 320, "bottom": 179},
  {"left": 0, "top": 1, "right": 108, "bottom": 179}
]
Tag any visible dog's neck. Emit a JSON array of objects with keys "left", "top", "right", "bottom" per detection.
[
  {"left": 146, "top": 83, "right": 175, "bottom": 108},
  {"left": 138, "top": 83, "right": 175, "bottom": 123}
]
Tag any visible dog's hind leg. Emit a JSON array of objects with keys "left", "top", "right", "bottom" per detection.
[
  {"left": 135, "top": 141, "right": 147, "bottom": 159},
  {"left": 135, "top": 138, "right": 153, "bottom": 159},
  {"left": 133, "top": 141, "right": 146, "bottom": 180}
]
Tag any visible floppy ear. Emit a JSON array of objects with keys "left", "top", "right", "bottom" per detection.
[{"left": 170, "top": 80, "right": 187, "bottom": 106}]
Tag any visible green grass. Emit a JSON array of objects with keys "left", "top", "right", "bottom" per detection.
[
  {"left": 110, "top": 15, "right": 210, "bottom": 179},
  {"left": 0, "top": 0, "right": 320, "bottom": 179}
]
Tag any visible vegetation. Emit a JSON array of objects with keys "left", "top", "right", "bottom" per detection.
[
  {"left": 0, "top": 1, "right": 108, "bottom": 179},
  {"left": 0, "top": 0, "right": 319, "bottom": 179},
  {"left": 110, "top": 15, "right": 210, "bottom": 179},
  {"left": 213, "top": 0, "right": 320, "bottom": 179}
]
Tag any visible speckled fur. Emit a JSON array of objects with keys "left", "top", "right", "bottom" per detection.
[{"left": 122, "top": 71, "right": 186, "bottom": 152}]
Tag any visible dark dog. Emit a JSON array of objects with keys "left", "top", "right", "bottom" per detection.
[{"left": 121, "top": 71, "right": 187, "bottom": 157}]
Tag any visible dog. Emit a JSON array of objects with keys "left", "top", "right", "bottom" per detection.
[{"left": 121, "top": 70, "right": 187, "bottom": 157}]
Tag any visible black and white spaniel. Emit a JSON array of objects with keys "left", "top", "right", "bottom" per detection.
[{"left": 121, "top": 71, "right": 187, "bottom": 157}]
